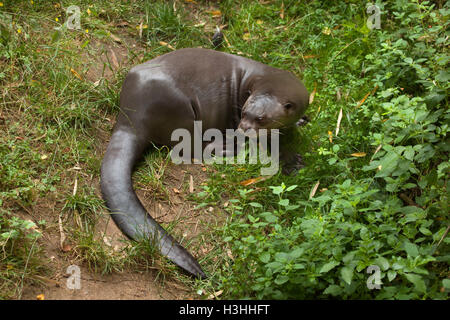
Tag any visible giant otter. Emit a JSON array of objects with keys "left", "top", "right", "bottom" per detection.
[{"left": 100, "top": 48, "right": 309, "bottom": 278}]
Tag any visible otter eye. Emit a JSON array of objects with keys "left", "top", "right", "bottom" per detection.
[
  {"left": 256, "top": 116, "right": 265, "bottom": 122},
  {"left": 284, "top": 103, "right": 293, "bottom": 110}
]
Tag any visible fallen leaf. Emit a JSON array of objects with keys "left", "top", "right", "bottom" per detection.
[
  {"left": 103, "top": 236, "right": 112, "bottom": 247},
  {"left": 243, "top": 32, "right": 251, "bottom": 40},
  {"left": 207, "top": 10, "right": 221, "bottom": 17},
  {"left": 208, "top": 290, "right": 223, "bottom": 299},
  {"left": 303, "top": 54, "right": 318, "bottom": 59},
  {"left": 328, "top": 130, "right": 333, "bottom": 143},
  {"left": 173, "top": 188, "right": 180, "bottom": 194},
  {"left": 109, "top": 33, "right": 122, "bottom": 43},
  {"left": 226, "top": 248, "right": 234, "bottom": 260},
  {"left": 322, "top": 27, "right": 331, "bottom": 35},
  {"left": 309, "top": 85, "right": 317, "bottom": 104},
  {"left": 280, "top": 1, "right": 285, "bottom": 19},
  {"left": 62, "top": 243, "right": 73, "bottom": 252},
  {"left": 70, "top": 68, "right": 82, "bottom": 80},
  {"left": 240, "top": 175, "right": 271, "bottom": 186},
  {"left": 36, "top": 294, "right": 45, "bottom": 300},
  {"left": 350, "top": 152, "right": 367, "bottom": 157},
  {"left": 159, "top": 41, "right": 175, "bottom": 50},
  {"left": 115, "top": 21, "right": 129, "bottom": 27}
]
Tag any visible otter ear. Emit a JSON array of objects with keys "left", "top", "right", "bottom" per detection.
[{"left": 284, "top": 103, "right": 293, "bottom": 110}]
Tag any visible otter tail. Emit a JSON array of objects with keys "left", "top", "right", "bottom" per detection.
[{"left": 100, "top": 128, "right": 206, "bottom": 279}]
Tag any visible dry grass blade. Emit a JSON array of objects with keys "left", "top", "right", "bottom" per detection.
[
  {"left": 335, "top": 108, "right": 343, "bottom": 136},
  {"left": 240, "top": 175, "right": 272, "bottom": 186},
  {"left": 309, "top": 180, "right": 320, "bottom": 199},
  {"left": 356, "top": 85, "right": 378, "bottom": 108},
  {"left": 309, "top": 84, "right": 317, "bottom": 104},
  {"left": 58, "top": 214, "right": 66, "bottom": 250},
  {"left": 109, "top": 48, "right": 119, "bottom": 69},
  {"left": 189, "top": 175, "right": 194, "bottom": 193}
]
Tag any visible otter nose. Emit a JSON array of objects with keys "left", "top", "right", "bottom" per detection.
[{"left": 238, "top": 122, "right": 251, "bottom": 131}]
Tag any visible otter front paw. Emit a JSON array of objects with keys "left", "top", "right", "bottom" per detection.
[
  {"left": 296, "top": 115, "right": 310, "bottom": 127},
  {"left": 281, "top": 153, "right": 305, "bottom": 176}
]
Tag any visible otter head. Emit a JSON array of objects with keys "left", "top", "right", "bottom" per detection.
[{"left": 238, "top": 71, "right": 309, "bottom": 132}]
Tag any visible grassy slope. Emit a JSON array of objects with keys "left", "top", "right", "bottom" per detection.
[{"left": 0, "top": 0, "right": 448, "bottom": 299}]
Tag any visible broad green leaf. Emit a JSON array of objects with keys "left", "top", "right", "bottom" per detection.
[
  {"left": 341, "top": 267, "right": 353, "bottom": 285},
  {"left": 405, "top": 273, "right": 426, "bottom": 293},
  {"left": 290, "top": 247, "right": 304, "bottom": 259},
  {"left": 274, "top": 275, "right": 289, "bottom": 285},
  {"left": 404, "top": 241, "right": 419, "bottom": 258},
  {"left": 259, "top": 252, "right": 271, "bottom": 263},
  {"left": 320, "top": 260, "right": 339, "bottom": 273},
  {"left": 443, "top": 279, "right": 450, "bottom": 290},
  {"left": 260, "top": 212, "right": 278, "bottom": 223},
  {"left": 388, "top": 270, "right": 397, "bottom": 282},
  {"left": 374, "top": 257, "right": 390, "bottom": 271},
  {"left": 324, "top": 285, "right": 342, "bottom": 296},
  {"left": 286, "top": 185, "right": 298, "bottom": 192}
]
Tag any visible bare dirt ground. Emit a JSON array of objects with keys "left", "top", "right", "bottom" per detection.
[
  {"left": 19, "top": 32, "right": 219, "bottom": 300},
  {"left": 21, "top": 165, "right": 208, "bottom": 300}
]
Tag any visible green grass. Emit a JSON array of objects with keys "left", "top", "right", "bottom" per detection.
[{"left": 0, "top": 0, "right": 448, "bottom": 299}]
